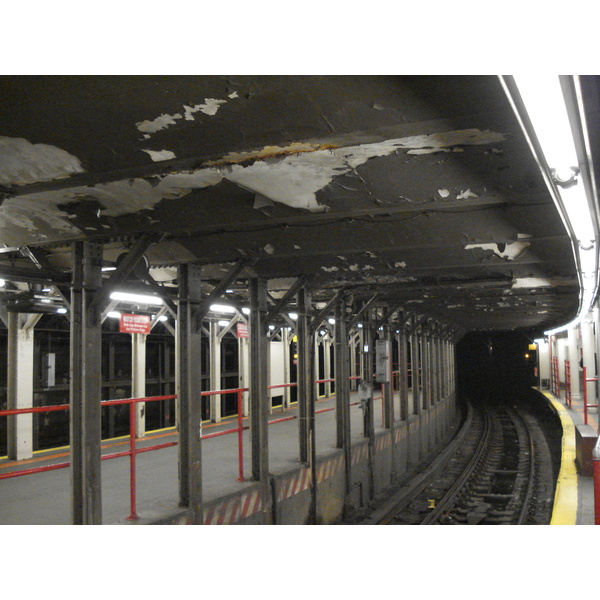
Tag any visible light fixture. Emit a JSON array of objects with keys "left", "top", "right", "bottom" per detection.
[
  {"left": 328, "top": 318, "right": 335, "bottom": 324},
  {"left": 0, "top": 279, "right": 5, "bottom": 287},
  {"left": 210, "top": 303, "right": 236, "bottom": 314},
  {"left": 56, "top": 307, "right": 68, "bottom": 314},
  {"left": 288, "top": 312, "right": 298, "bottom": 320},
  {"left": 107, "top": 311, "right": 121, "bottom": 319},
  {"left": 552, "top": 167, "right": 579, "bottom": 189},
  {"left": 505, "top": 75, "right": 598, "bottom": 335},
  {"left": 110, "top": 291, "right": 163, "bottom": 306},
  {"left": 218, "top": 320, "right": 230, "bottom": 327}
]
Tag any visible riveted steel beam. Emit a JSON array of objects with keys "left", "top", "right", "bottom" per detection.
[
  {"left": 176, "top": 263, "right": 203, "bottom": 522},
  {"left": 69, "top": 240, "right": 103, "bottom": 524}
]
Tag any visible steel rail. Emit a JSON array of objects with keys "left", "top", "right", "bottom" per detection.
[{"left": 420, "top": 404, "right": 492, "bottom": 524}]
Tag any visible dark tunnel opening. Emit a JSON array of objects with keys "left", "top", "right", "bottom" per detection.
[{"left": 456, "top": 330, "right": 538, "bottom": 404}]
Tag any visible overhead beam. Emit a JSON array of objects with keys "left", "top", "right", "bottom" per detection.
[
  {"left": 89, "top": 233, "right": 159, "bottom": 314},
  {"left": 195, "top": 257, "right": 252, "bottom": 326},
  {"left": 265, "top": 275, "right": 310, "bottom": 323}
]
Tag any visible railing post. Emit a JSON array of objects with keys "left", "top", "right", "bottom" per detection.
[
  {"left": 565, "top": 360, "right": 571, "bottom": 407},
  {"left": 236, "top": 388, "right": 245, "bottom": 481},
  {"left": 584, "top": 366, "right": 589, "bottom": 425},
  {"left": 593, "top": 436, "right": 600, "bottom": 525},
  {"left": 126, "top": 399, "right": 139, "bottom": 520}
]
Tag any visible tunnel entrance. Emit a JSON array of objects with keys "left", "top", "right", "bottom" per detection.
[{"left": 456, "top": 331, "right": 538, "bottom": 403}]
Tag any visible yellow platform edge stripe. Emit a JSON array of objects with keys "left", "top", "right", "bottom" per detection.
[{"left": 538, "top": 390, "right": 579, "bottom": 525}]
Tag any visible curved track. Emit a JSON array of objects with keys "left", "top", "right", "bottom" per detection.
[{"left": 363, "top": 399, "right": 553, "bottom": 525}]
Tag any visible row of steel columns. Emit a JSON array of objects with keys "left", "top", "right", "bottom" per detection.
[{"left": 57, "top": 241, "right": 455, "bottom": 523}]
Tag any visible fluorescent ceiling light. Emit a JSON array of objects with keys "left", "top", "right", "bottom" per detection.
[
  {"left": 218, "top": 320, "right": 230, "bottom": 327},
  {"left": 110, "top": 291, "right": 163, "bottom": 306},
  {"left": 513, "top": 75, "right": 578, "bottom": 172},
  {"left": 107, "top": 311, "right": 121, "bottom": 319},
  {"left": 511, "top": 76, "right": 598, "bottom": 334},
  {"left": 210, "top": 303, "right": 236, "bottom": 314}
]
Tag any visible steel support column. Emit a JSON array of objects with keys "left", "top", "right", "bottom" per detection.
[
  {"left": 132, "top": 333, "right": 146, "bottom": 438},
  {"left": 209, "top": 320, "right": 222, "bottom": 423},
  {"left": 249, "top": 278, "right": 271, "bottom": 522},
  {"left": 176, "top": 263, "right": 203, "bottom": 523},
  {"left": 7, "top": 312, "right": 41, "bottom": 460},
  {"left": 411, "top": 330, "right": 421, "bottom": 415},
  {"left": 568, "top": 325, "right": 581, "bottom": 400},
  {"left": 335, "top": 299, "right": 351, "bottom": 497},
  {"left": 398, "top": 328, "right": 409, "bottom": 421},
  {"left": 70, "top": 240, "right": 103, "bottom": 525},
  {"left": 297, "top": 287, "right": 312, "bottom": 463},
  {"left": 382, "top": 324, "right": 393, "bottom": 429}
]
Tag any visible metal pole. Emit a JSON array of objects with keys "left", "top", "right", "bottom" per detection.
[
  {"left": 298, "top": 288, "right": 311, "bottom": 463},
  {"left": 335, "top": 299, "right": 351, "bottom": 497},
  {"left": 411, "top": 329, "right": 421, "bottom": 415},
  {"left": 593, "top": 436, "right": 600, "bottom": 525},
  {"left": 69, "top": 240, "right": 103, "bottom": 525},
  {"left": 249, "top": 278, "right": 271, "bottom": 521},
  {"left": 584, "top": 366, "right": 589, "bottom": 425},
  {"left": 236, "top": 389, "right": 245, "bottom": 481},
  {"left": 399, "top": 328, "right": 408, "bottom": 421},
  {"left": 176, "top": 263, "right": 203, "bottom": 523},
  {"left": 127, "top": 400, "right": 139, "bottom": 520}
]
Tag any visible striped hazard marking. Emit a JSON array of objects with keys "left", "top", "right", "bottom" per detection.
[
  {"left": 204, "top": 488, "right": 263, "bottom": 525},
  {"left": 203, "top": 432, "right": 406, "bottom": 524}
]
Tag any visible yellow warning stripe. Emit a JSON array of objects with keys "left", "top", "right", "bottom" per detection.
[{"left": 539, "top": 391, "right": 578, "bottom": 525}]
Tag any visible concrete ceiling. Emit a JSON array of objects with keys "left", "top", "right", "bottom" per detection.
[{"left": 0, "top": 75, "right": 594, "bottom": 337}]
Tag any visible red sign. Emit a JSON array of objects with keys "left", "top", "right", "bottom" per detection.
[
  {"left": 236, "top": 322, "right": 249, "bottom": 338},
  {"left": 120, "top": 313, "right": 151, "bottom": 334}
]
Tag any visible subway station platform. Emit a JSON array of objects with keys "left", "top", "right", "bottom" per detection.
[
  {"left": 0, "top": 389, "right": 412, "bottom": 525},
  {"left": 1, "top": 387, "right": 597, "bottom": 525},
  {"left": 539, "top": 388, "right": 598, "bottom": 525}
]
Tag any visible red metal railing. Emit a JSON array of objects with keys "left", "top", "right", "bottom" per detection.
[
  {"left": 582, "top": 366, "right": 600, "bottom": 428},
  {"left": 564, "top": 360, "right": 572, "bottom": 408},
  {"left": 0, "top": 376, "right": 382, "bottom": 520},
  {"left": 551, "top": 357, "right": 560, "bottom": 396},
  {"left": 102, "top": 395, "right": 178, "bottom": 519},
  {"left": 0, "top": 395, "right": 177, "bottom": 521},
  {"left": 593, "top": 436, "right": 600, "bottom": 525}
]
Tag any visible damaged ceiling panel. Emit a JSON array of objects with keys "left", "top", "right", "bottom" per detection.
[{"left": 0, "top": 75, "right": 592, "bottom": 337}]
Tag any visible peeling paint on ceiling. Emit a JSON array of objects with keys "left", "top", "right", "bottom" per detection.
[
  {"left": 465, "top": 238, "right": 531, "bottom": 260},
  {"left": 0, "top": 74, "right": 584, "bottom": 337},
  {"left": 0, "top": 136, "right": 85, "bottom": 186},
  {"left": 2, "top": 128, "right": 509, "bottom": 230},
  {"left": 142, "top": 149, "right": 177, "bottom": 162},
  {"left": 136, "top": 96, "right": 236, "bottom": 136}
]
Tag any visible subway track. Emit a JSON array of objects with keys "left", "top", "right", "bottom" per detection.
[{"left": 361, "top": 397, "right": 557, "bottom": 525}]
